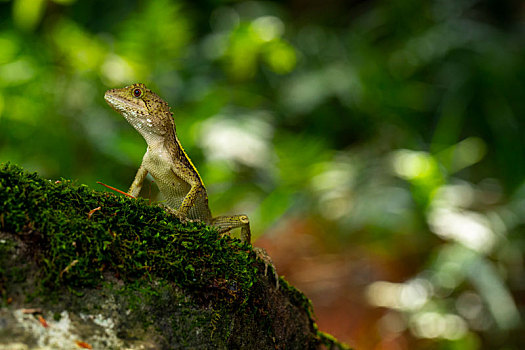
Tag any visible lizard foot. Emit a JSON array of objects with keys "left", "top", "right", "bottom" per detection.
[
  {"left": 253, "top": 247, "right": 279, "bottom": 290},
  {"left": 160, "top": 204, "right": 195, "bottom": 224}
]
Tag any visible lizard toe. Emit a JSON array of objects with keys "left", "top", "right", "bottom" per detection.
[{"left": 253, "top": 247, "right": 279, "bottom": 290}]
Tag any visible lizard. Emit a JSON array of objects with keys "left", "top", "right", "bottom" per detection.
[{"left": 104, "top": 83, "right": 276, "bottom": 280}]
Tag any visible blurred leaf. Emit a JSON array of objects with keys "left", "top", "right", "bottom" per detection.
[{"left": 12, "top": 0, "right": 46, "bottom": 31}]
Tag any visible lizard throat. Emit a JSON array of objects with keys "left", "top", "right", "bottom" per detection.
[{"left": 104, "top": 93, "right": 166, "bottom": 144}]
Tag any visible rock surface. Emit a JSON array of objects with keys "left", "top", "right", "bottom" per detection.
[{"left": 0, "top": 164, "right": 348, "bottom": 349}]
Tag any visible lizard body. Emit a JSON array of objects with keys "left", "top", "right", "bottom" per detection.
[{"left": 104, "top": 83, "right": 252, "bottom": 242}]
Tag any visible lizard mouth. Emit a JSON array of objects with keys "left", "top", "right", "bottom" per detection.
[
  {"left": 104, "top": 92, "right": 126, "bottom": 111},
  {"left": 104, "top": 92, "right": 144, "bottom": 116},
  {"left": 104, "top": 91, "right": 152, "bottom": 133}
]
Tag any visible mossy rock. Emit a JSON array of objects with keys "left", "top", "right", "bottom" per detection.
[{"left": 0, "top": 163, "right": 349, "bottom": 349}]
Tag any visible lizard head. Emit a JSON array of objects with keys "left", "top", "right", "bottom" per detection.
[{"left": 104, "top": 83, "right": 175, "bottom": 142}]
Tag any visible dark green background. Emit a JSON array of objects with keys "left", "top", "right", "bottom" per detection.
[{"left": 0, "top": 0, "right": 524, "bottom": 348}]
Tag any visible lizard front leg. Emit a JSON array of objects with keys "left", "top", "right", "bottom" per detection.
[
  {"left": 128, "top": 164, "right": 148, "bottom": 197},
  {"left": 171, "top": 166, "right": 206, "bottom": 219}
]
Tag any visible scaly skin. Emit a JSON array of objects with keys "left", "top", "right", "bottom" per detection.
[{"left": 104, "top": 83, "right": 273, "bottom": 266}]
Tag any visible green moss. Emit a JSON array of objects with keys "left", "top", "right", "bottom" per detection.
[
  {"left": 0, "top": 163, "right": 350, "bottom": 349},
  {"left": 0, "top": 163, "right": 259, "bottom": 304},
  {"left": 318, "top": 331, "right": 351, "bottom": 350},
  {"left": 103, "top": 280, "right": 227, "bottom": 348},
  {"left": 278, "top": 278, "right": 351, "bottom": 350},
  {"left": 278, "top": 277, "right": 315, "bottom": 318}
]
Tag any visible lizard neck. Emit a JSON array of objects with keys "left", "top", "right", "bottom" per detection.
[{"left": 142, "top": 123, "right": 177, "bottom": 152}]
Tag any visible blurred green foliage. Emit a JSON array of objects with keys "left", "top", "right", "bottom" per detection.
[{"left": 0, "top": 0, "right": 524, "bottom": 348}]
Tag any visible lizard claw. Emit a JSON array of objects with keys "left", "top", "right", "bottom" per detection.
[
  {"left": 161, "top": 204, "right": 192, "bottom": 223},
  {"left": 253, "top": 247, "right": 279, "bottom": 290}
]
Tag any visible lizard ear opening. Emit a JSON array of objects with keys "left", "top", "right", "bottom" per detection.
[{"left": 132, "top": 87, "right": 143, "bottom": 98}]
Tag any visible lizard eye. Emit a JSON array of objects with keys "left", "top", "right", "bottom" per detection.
[{"left": 132, "top": 88, "right": 143, "bottom": 98}]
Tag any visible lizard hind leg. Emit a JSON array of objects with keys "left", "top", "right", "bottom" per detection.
[
  {"left": 211, "top": 215, "right": 279, "bottom": 289},
  {"left": 211, "top": 214, "right": 251, "bottom": 243}
]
